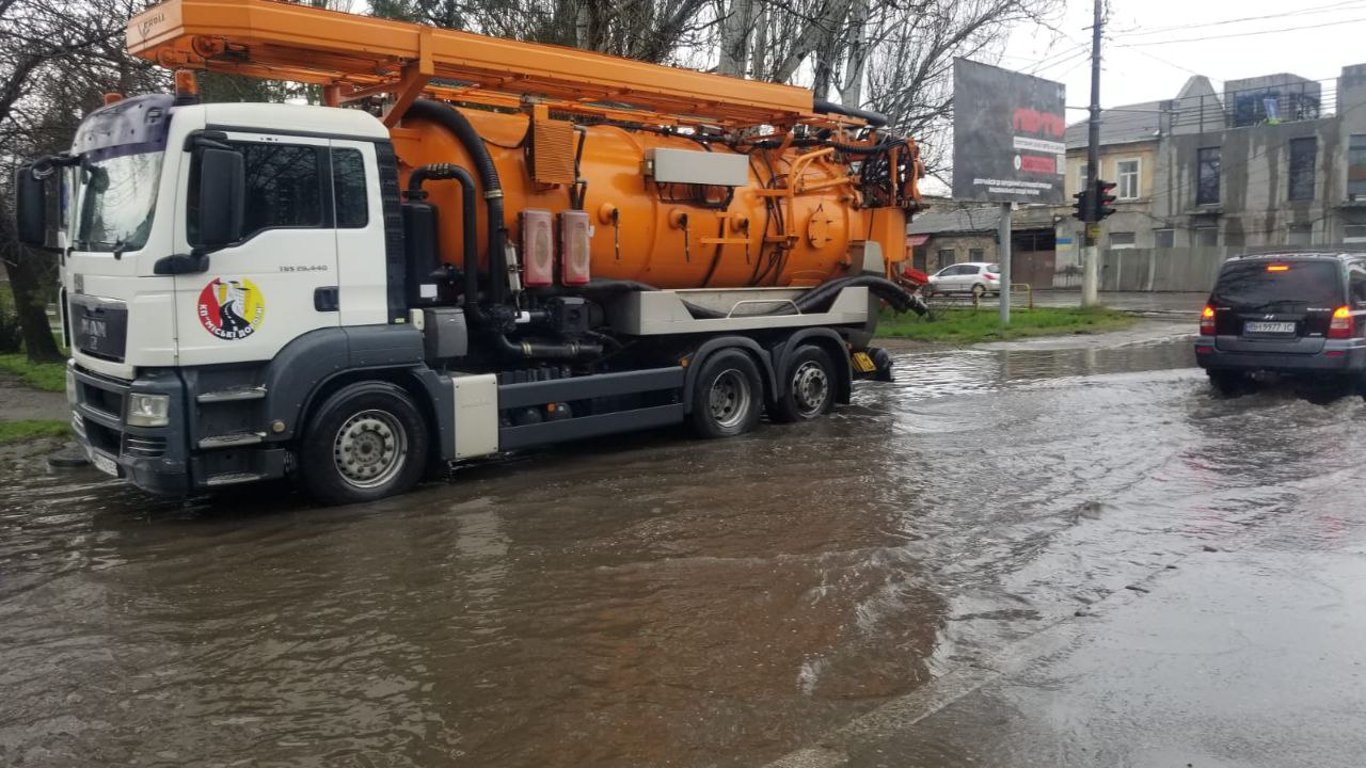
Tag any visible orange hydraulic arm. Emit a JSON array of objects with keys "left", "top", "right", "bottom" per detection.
[{"left": 126, "top": 0, "right": 820, "bottom": 129}]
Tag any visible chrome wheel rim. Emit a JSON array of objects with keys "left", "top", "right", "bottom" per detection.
[
  {"left": 708, "top": 369, "right": 752, "bottom": 429},
  {"left": 333, "top": 409, "right": 408, "bottom": 489},
  {"left": 791, "top": 360, "right": 830, "bottom": 418}
]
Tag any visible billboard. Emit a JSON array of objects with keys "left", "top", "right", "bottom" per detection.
[{"left": 951, "top": 59, "right": 1066, "bottom": 205}]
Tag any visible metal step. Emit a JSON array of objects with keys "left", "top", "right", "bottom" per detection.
[
  {"left": 197, "top": 386, "right": 267, "bottom": 404},
  {"left": 198, "top": 432, "right": 266, "bottom": 449},
  {"left": 204, "top": 472, "right": 268, "bottom": 487}
]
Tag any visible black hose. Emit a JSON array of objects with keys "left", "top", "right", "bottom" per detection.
[
  {"left": 407, "top": 99, "right": 508, "bottom": 306},
  {"left": 792, "top": 275, "right": 923, "bottom": 316},
  {"left": 813, "top": 98, "right": 889, "bottom": 128},
  {"left": 407, "top": 163, "right": 481, "bottom": 313},
  {"left": 493, "top": 334, "right": 604, "bottom": 361}
]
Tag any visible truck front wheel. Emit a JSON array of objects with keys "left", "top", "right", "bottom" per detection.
[
  {"left": 689, "top": 349, "right": 763, "bottom": 438},
  {"left": 299, "top": 381, "right": 429, "bottom": 506}
]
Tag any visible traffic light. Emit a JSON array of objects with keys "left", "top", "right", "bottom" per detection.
[
  {"left": 1094, "top": 179, "right": 1118, "bottom": 220},
  {"left": 1072, "top": 189, "right": 1092, "bottom": 222}
]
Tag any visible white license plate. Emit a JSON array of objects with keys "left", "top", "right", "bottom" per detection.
[
  {"left": 91, "top": 452, "right": 119, "bottom": 477},
  {"left": 1244, "top": 321, "right": 1296, "bottom": 334}
]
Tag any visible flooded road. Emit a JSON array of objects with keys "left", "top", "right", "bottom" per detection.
[{"left": 3, "top": 322, "right": 1361, "bottom": 767}]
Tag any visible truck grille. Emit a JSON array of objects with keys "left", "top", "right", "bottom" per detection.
[{"left": 70, "top": 295, "right": 129, "bottom": 363}]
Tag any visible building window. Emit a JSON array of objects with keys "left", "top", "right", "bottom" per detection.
[
  {"left": 1350, "top": 135, "right": 1366, "bottom": 201},
  {"left": 1288, "top": 137, "right": 1316, "bottom": 202},
  {"left": 1344, "top": 224, "right": 1366, "bottom": 243},
  {"left": 1286, "top": 224, "right": 1312, "bottom": 246},
  {"left": 1110, "top": 231, "right": 1136, "bottom": 249},
  {"left": 1117, "top": 159, "right": 1140, "bottom": 200},
  {"left": 1197, "top": 147, "right": 1221, "bottom": 205},
  {"left": 1195, "top": 226, "right": 1218, "bottom": 247},
  {"left": 937, "top": 249, "right": 955, "bottom": 269},
  {"left": 969, "top": 248, "right": 985, "bottom": 261},
  {"left": 1154, "top": 228, "right": 1175, "bottom": 248}
]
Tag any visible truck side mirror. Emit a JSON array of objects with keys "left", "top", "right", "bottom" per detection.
[
  {"left": 194, "top": 147, "right": 245, "bottom": 249},
  {"left": 14, "top": 164, "right": 48, "bottom": 248}
]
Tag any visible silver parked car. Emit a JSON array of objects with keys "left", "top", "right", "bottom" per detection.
[{"left": 927, "top": 262, "right": 1001, "bottom": 297}]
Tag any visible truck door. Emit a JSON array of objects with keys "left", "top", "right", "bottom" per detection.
[
  {"left": 329, "top": 139, "right": 392, "bottom": 328},
  {"left": 174, "top": 133, "right": 341, "bottom": 367}
]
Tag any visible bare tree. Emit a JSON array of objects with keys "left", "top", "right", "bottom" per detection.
[
  {"left": 373, "top": 0, "right": 718, "bottom": 64},
  {"left": 861, "top": 0, "right": 1059, "bottom": 178},
  {"left": 0, "top": 0, "right": 157, "bottom": 362}
]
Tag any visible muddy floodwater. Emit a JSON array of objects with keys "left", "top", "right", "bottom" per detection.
[{"left": 3, "top": 324, "right": 1361, "bottom": 767}]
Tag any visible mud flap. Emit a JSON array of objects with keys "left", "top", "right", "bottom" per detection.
[{"left": 852, "top": 347, "right": 895, "bottom": 383}]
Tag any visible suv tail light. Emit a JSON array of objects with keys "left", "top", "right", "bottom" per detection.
[
  {"left": 1329, "top": 306, "right": 1355, "bottom": 339},
  {"left": 1200, "top": 304, "right": 1215, "bottom": 335}
]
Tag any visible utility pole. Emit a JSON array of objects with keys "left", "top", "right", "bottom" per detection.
[{"left": 1081, "top": 0, "right": 1103, "bottom": 307}]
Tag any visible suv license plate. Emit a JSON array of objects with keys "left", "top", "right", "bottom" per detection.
[
  {"left": 1244, "top": 321, "right": 1296, "bottom": 334},
  {"left": 92, "top": 453, "right": 119, "bottom": 477}
]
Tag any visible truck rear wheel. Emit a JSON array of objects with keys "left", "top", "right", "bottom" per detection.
[
  {"left": 689, "top": 349, "right": 763, "bottom": 438},
  {"left": 299, "top": 381, "right": 428, "bottom": 506},
  {"left": 770, "top": 345, "right": 836, "bottom": 423}
]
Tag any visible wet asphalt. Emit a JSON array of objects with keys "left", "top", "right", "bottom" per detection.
[{"left": 3, "top": 318, "right": 1364, "bottom": 767}]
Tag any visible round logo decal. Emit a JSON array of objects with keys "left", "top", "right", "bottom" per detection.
[{"left": 197, "top": 277, "right": 265, "bottom": 340}]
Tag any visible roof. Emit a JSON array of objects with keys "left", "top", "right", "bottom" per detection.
[
  {"left": 1064, "top": 101, "right": 1162, "bottom": 149},
  {"left": 908, "top": 207, "right": 1002, "bottom": 235},
  {"left": 1229, "top": 251, "right": 1356, "bottom": 261}
]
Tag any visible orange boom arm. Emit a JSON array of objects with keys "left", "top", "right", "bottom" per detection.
[{"left": 127, "top": 0, "right": 818, "bottom": 128}]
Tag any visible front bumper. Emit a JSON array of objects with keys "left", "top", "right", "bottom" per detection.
[
  {"left": 1194, "top": 336, "right": 1366, "bottom": 374},
  {"left": 70, "top": 364, "right": 190, "bottom": 496}
]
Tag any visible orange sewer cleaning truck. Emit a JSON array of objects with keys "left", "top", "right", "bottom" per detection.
[{"left": 13, "top": 0, "right": 924, "bottom": 504}]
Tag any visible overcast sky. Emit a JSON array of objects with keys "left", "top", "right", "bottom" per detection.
[{"left": 1004, "top": 0, "right": 1366, "bottom": 121}]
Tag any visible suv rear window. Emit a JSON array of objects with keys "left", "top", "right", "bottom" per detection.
[
  {"left": 1212, "top": 260, "right": 1343, "bottom": 309},
  {"left": 987, "top": 264, "right": 1000, "bottom": 273}
]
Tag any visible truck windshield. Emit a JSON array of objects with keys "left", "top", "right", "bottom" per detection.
[
  {"left": 73, "top": 150, "right": 163, "bottom": 253},
  {"left": 1212, "top": 260, "right": 1343, "bottom": 309}
]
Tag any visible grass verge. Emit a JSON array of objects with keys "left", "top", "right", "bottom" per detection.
[
  {"left": 0, "top": 419, "right": 68, "bottom": 445},
  {"left": 878, "top": 306, "right": 1138, "bottom": 344},
  {"left": 0, "top": 353, "right": 66, "bottom": 393}
]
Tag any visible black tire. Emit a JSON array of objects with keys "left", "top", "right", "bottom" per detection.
[
  {"left": 299, "top": 381, "right": 429, "bottom": 506},
  {"left": 1207, "top": 370, "right": 1248, "bottom": 397},
  {"left": 971, "top": 283, "right": 986, "bottom": 298},
  {"left": 770, "top": 345, "right": 837, "bottom": 423},
  {"left": 689, "top": 349, "right": 764, "bottom": 438}
]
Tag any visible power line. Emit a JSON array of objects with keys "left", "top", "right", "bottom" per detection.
[
  {"left": 1122, "top": 16, "right": 1366, "bottom": 46},
  {"left": 1120, "top": 0, "right": 1366, "bottom": 38},
  {"left": 1027, "top": 46, "right": 1091, "bottom": 76}
]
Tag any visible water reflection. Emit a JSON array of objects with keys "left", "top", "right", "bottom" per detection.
[{"left": 5, "top": 333, "right": 1357, "bottom": 767}]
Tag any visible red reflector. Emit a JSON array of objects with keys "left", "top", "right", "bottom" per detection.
[
  {"left": 1326, "top": 350, "right": 1346, "bottom": 357},
  {"left": 522, "top": 209, "right": 555, "bottom": 287},
  {"left": 560, "top": 210, "right": 592, "bottom": 286},
  {"left": 1266, "top": 264, "right": 1290, "bottom": 272},
  {"left": 1195, "top": 346, "right": 1214, "bottom": 354}
]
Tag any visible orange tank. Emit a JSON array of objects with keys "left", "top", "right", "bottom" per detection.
[{"left": 391, "top": 106, "right": 907, "bottom": 289}]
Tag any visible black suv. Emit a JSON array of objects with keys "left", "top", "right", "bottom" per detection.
[{"left": 1195, "top": 252, "right": 1366, "bottom": 394}]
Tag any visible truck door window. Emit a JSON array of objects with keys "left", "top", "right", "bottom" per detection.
[
  {"left": 190, "top": 142, "right": 324, "bottom": 243},
  {"left": 331, "top": 148, "right": 368, "bottom": 228},
  {"left": 241, "top": 144, "right": 323, "bottom": 235}
]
